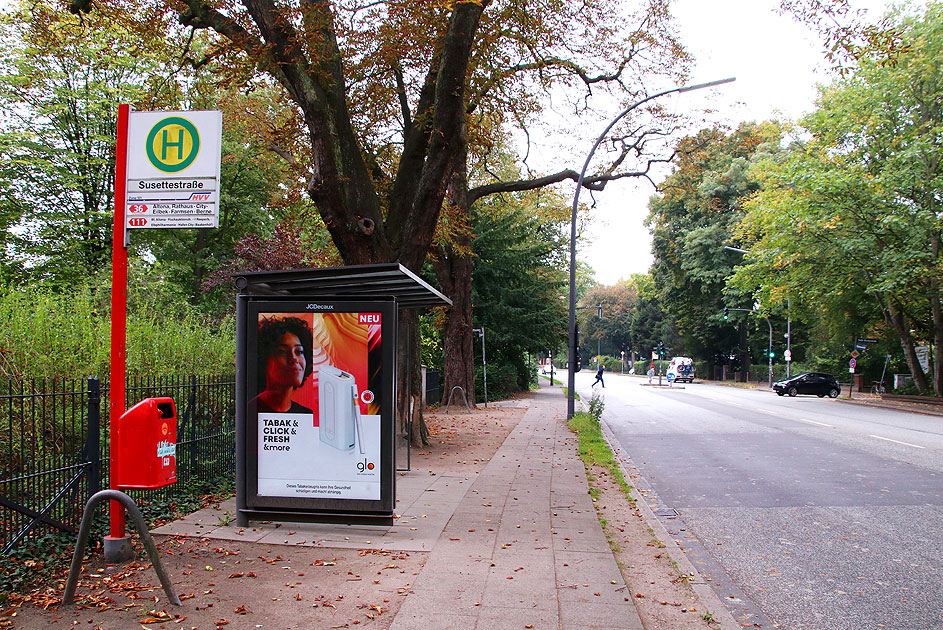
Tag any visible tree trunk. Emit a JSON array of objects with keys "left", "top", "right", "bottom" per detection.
[
  {"left": 435, "top": 247, "right": 476, "bottom": 405},
  {"left": 397, "top": 309, "right": 428, "bottom": 446},
  {"left": 434, "top": 154, "right": 477, "bottom": 406},
  {"left": 885, "top": 302, "right": 931, "bottom": 394}
]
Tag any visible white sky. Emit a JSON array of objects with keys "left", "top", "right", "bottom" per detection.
[{"left": 582, "top": 0, "right": 896, "bottom": 286}]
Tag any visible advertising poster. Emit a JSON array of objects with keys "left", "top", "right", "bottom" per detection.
[{"left": 246, "top": 302, "right": 391, "bottom": 505}]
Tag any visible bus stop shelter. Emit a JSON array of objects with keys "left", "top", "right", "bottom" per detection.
[{"left": 234, "top": 263, "right": 450, "bottom": 526}]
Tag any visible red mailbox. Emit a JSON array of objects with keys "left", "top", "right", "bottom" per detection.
[{"left": 118, "top": 397, "right": 177, "bottom": 489}]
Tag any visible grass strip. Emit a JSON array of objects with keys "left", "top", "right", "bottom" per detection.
[{"left": 567, "top": 412, "right": 633, "bottom": 500}]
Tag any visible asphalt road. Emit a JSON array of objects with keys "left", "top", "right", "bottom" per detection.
[{"left": 574, "top": 372, "right": 943, "bottom": 630}]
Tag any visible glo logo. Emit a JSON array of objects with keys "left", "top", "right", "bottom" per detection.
[
  {"left": 146, "top": 117, "right": 200, "bottom": 173},
  {"left": 356, "top": 458, "right": 376, "bottom": 473}
]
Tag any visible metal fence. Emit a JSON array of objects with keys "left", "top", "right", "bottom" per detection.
[{"left": 0, "top": 375, "right": 235, "bottom": 554}]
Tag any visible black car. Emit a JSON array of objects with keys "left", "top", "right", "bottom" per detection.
[{"left": 773, "top": 372, "right": 842, "bottom": 398}]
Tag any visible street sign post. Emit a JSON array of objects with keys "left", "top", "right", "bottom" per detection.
[{"left": 107, "top": 106, "right": 222, "bottom": 561}]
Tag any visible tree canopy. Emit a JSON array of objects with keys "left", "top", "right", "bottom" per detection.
[
  {"left": 647, "top": 121, "right": 785, "bottom": 372},
  {"left": 733, "top": 2, "right": 943, "bottom": 394}
]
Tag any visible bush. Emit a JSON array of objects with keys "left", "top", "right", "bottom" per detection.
[
  {"left": 0, "top": 282, "right": 235, "bottom": 378},
  {"left": 476, "top": 361, "right": 519, "bottom": 401},
  {"left": 588, "top": 390, "right": 605, "bottom": 420}
]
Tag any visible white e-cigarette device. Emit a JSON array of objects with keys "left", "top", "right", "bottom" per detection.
[{"left": 318, "top": 364, "right": 365, "bottom": 453}]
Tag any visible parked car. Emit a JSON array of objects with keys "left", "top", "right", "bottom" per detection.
[
  {"left": 666, "top": 357, "right": 695, "bottom": 383},
  {"left": 773, "top": 372, "right": 841, "bottom": 398}
]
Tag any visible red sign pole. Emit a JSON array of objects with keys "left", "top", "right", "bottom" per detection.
[{"left": 108, "top": 104, "right": 130, "bottom": 550}]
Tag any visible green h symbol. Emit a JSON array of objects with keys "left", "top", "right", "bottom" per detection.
[{"left": 162, "top": 128, "right": 185, "bottom": 160}]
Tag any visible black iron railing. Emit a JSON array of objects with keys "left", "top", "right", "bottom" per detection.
[{"left": 0, "top": 375, "right": 235, "bottom": 554}]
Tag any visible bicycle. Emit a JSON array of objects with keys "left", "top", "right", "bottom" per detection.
[{"left": 870, "top": 381, "right": 887, "bottom": 396}]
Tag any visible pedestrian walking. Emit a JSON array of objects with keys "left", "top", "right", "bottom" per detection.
[{"left": 593, "top": 363, "right": 605, "bottom": 388}]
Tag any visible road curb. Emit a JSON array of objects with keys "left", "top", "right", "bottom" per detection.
[{"left": 598, "top": 418, "right": 741, "bottom": 630}]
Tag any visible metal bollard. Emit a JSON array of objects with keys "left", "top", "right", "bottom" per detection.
[{"left": 62, "top": 489, "right": 181, "bottom": 606}]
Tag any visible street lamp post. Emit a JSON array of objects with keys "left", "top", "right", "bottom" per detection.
[{"left": 567, "top": 77, "right": 736, "bottom": 418}]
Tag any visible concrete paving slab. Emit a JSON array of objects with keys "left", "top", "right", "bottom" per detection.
[{"left": 390, "top": 387, "right": 643, "bottom": 630}]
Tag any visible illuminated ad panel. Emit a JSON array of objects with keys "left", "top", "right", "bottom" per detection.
[{"left": 245, "top": 301, "right": 394, "bottom": 512}]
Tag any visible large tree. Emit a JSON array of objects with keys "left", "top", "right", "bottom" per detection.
[
  {"left": 0, "top": 0, "right": 181, "bottom": 285},
  {"left": 647, "top": 122, "right": 784, "bottom": 375},
  {"left": 0, "top": 0, "right": 302, "bottom": 304},
  {"left": 67, "top": 0, "right": 692, "bottom": 439},
  {"left": 733, "top": 2, "right": 943, "bottom": 395}
]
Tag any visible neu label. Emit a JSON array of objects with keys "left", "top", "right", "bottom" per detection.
[{"left": 358, "top": 313, "right": 381, "bottom": 325}]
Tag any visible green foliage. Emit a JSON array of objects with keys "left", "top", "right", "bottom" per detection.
[
  {"left": 0, "top": 280, "right": 234, "bottom": 378},
  {"left": 579, "top": 284, "right": 638, "bottom": 358},
  {"left": 0, "top": 0, "right": 313, "bottom": 311},
  {"left": 633, "top": 359, "right": 654, "bottom": 373},
  {"left": 588, "top": 389, "right": 605, "bottom": 421},
  {"left": 476, "top": 360, "right": 519, "bottom": 402},
  {"left": 0, "top": 530, "right": 79, "bottom": 603},
  {"left": 420, "top": 311, "right": 444, "bottom": 373},
  {"left": 648, "top": 122, "right": 786, "bottom": 371},
  {"left": 732, "top": 2, "right": 943, "bottom": 394},
  {"left": 470, "top": 188, "right": 569, "bottom": 396},
  {"left": 0, "top": 475, "right": 235, "bottom": 602},
  {"left": 567, "top": 411, "right": 632, "bottom": 498},
  {"left": 0, "top": 0, "right": 186, "bottom": 287},
  {"left": 574, "top": 274, "right": 676, "bottom": 366}
]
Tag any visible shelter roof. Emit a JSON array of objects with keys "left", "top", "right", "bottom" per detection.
[{"left": 234, "top": 263, "right": 451, "bottom": 309}]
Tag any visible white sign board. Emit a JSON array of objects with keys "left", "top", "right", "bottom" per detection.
[
  {"left": 125, "top": 110, "right": 222, "bottom": 229},
  {"left": 916, "top": 345, "right": 930, "bottom": 373}
]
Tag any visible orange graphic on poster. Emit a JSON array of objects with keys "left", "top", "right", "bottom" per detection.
[
  {"left": 309, "top": 313, "right": 372, "bottom": 422},
  {"left": 253, "top": 312, "right": 381, "bottom": 424}
]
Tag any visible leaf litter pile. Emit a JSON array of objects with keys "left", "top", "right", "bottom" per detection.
[{"left": 7, "top": 535, "right": 425, "bottom": 629}]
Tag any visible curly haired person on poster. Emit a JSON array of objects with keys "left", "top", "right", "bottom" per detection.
[{"left": 252, "top": 316, "right": 314, "bottom": 414}]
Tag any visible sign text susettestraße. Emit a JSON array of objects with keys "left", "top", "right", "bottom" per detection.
[{"left": 126, "top": 177, "right": 219, "bottom": 228}]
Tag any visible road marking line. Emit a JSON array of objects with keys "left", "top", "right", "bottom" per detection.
[
  {"left": 798, "top": 418, "right": 833, "bottom": 428},
  {"left": 869, "top": 434, "right": 925, "bottom": 449},
  {"left": 755, "top": 408, "right": 778, "bottom": 415}
]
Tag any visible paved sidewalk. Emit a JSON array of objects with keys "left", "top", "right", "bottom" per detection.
[
  {"left": 154, "top": 386, "right": 642, "bottom": 629},
  {"left": 390, "top": 387, "right": 641, "bottom": 630}
]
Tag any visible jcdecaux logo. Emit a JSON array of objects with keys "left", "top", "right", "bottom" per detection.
[{"left": 146, "top": 116, "right": 200, "bottom": 173}]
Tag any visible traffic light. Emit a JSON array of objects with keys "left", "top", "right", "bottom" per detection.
[
  {"left": 769, "top": 350, "right": 775, "bottom": 359},
  {"left": 723, "top": 307, "right": 728, "bottom": 320}
]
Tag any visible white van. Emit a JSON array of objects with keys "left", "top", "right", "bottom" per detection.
[{"left": 666, "top": 357, "right": 695, "bottom": 383}]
